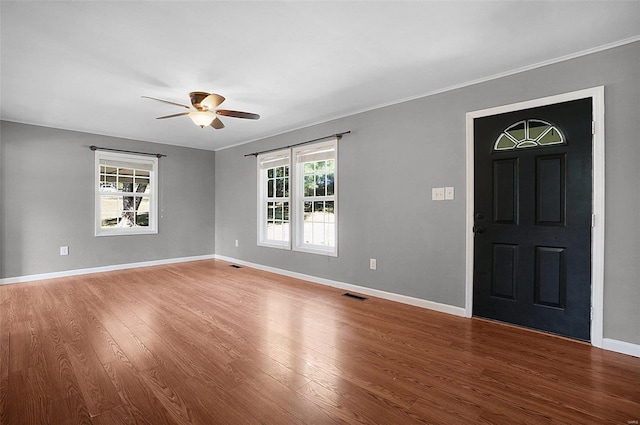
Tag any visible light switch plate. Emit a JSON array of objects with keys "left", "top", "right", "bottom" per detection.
[
  {"left": 432, "top": 187, "right": 445, "bottom": 201},
  {"left": 60, "top": 246, "right": 69, "bottom": 256},
  {"left": 445, "top": 186, "right": 454, "bottom": 200}
]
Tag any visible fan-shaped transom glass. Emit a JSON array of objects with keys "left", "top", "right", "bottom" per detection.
[{"left": 494, "top": 119, "right": 565, "bottom": 151}]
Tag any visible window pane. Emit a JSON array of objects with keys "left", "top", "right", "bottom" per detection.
[
  {"left": 315, "top": 175, "right": 325, "bottom": 196},
  {"left": 135, "top": 177, "right": 150, "bottom": 192},
  {"left": 538, "top": 127, "right": 563, "bottom": 145},
  {"left": 325, "top": 223, "right": 336, "bottom": 247},
  {"left": 100, "top": 195, "right": 122, "bottom": 228},
  {"left": 136, "top": 170, "right": 150, "bottom": 178},
  {"left": 529, "top": 121, "right": 550, "bottom": 140},
  {"left": 303, "top": 201, "right": 313, "bottom": 221},
  {"left": 325, "top": 201, "right": 335, "bottom": 220},
  {"left": 284, "top": 179, "right": 289, "bottom": 197},
  {"left": 283, "top": 202, "right": 289, "bottom": 221},
  {"left": 266, "top": 220, "right": 289, "bottom": 242},
  {"left": 304, "top": 175, "right": 315, "bottom": 197},
  {"left": 267, "top": 179, "right": 274, "bottom": 198},
  {"left": 276, "top": 166, "right": 284, "bottom": 178},
  {"left": 100, "top": 175, "right": 117, "bottom": 191},
  {"left": 313, "top": 223, "right": 326, "bottom": 245},
  {"left": 495, "top": 134, "right": 516, "bottom": 150},
  {"left": 135, "top": 213, "right": 149, "bottom": 227},
  {"left": 506, "top": 121, "right": 525, "bottom": 142},
  {"left": 118, "top": 176, "right": 134, "bottom": 192},
  {"left": 304, "top": 162, "right": 314, "bottom": 174},
  {"left": 303, "top": 220, "right": 313, "bottom": 244},
  {"left": 267, "top": 202, "right": 274, "bottom": 219},
  {"left": 101, "top": 214, "right": 121, "bottom": 228},
  {"left": 137, "top": 197, "right": 150, "bottom": 214},
  {"left": 275, "top": 178, "right": 285, "bottom": 197},
  {"left": 326, "top": 173, "right": 335, "bottom": 196},
  {"left": 267, "top": 168, "right": 274, "bottom": 178}
]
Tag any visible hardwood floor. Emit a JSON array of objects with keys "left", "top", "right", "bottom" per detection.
[{"left": 1, "top": 259, "right": 638, "bottom": 424}]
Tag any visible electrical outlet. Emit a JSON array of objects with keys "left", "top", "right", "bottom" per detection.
[
  {"left": 369, "top": 258, "right": 377, "bottom": 270},
  {"left": 432, "top": 187, "right": 445, "bottom": 201},
  {"left": 60, "top": 246, "right": 69, "bottom": 256},
  {"left": 445, "top": 186, "right": 454, "bottom": 200},
  {"left": 235, "top": 239, "right": 239, "bottom": 247}
]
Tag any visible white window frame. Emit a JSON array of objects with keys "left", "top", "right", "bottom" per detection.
[
  {"left": 257, "top": 149, "right": 291, "bottom": 249},
  {"left": 95, "top": 151, "right": 158, "bottom": 236},
  {"left": 256, "top": 138, "right": 339, "bottom": 256},
  {"left": 292, "top": 138, "right": 338, "bottom": 257}
]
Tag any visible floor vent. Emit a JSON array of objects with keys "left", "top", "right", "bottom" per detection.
[
  {"left": 343, "top": 293, "right": 367, "bottom": 301},
  {"left": 229, "top": 264, "right": 242, "bottom": 269}
]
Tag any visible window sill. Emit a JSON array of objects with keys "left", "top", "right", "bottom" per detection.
[{"left": 96, "top": 228, "right": 158, "bottom": 237}]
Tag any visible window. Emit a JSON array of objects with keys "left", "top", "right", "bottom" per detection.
[
  {"left": 257, "top": 138, "right": 338, "bottom": 256},
  {"left": 257, "top": 150, "right": 291, "bottom": 249},
  {"left": 95, "top": 151, "right": 158, "bottom": 236},
  {"left": 293, "top": 139, "right": 337, "bottom": 256},
  {"left": 494, "top": 119, "right": 565, "bottom": 151}
]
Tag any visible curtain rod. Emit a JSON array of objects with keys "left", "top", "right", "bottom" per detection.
[
  {"left": 90, "top": 145, "right": 167, "bottom": 158},
  {"left": 244, "top": 131, "right": 351, "bottom": 157}
]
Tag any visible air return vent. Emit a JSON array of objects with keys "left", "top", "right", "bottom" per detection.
[{"left": 342, "top": 293, "right": 367, "bottom": 301}]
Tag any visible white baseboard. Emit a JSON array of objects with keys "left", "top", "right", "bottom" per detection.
[
  {"left": 0, "top": 254, "right": 216, "bottom": 285},
  {"left": 214, "top": 254, "right": 466, "bottom": 317},
  {"left": 602, "top": 338, "right": 640, "bottom": 358}
]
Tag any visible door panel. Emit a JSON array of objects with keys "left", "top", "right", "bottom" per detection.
[
  {"left": 534, "top": 246, "right": 566, "bottom": 308},
  {"left": 536, "top": 154, "right": 566, "bottom": 225},
  {"left": 473, "top": 98, "right": 592, "bottom": 341}
]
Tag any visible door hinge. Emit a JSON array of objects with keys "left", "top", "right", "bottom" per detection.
[
  {"left": 592, "top": 214, "right": 596, "bottom": 228},
  {"left": 592, "top": 121, "right": 596, "bottom": 135}
]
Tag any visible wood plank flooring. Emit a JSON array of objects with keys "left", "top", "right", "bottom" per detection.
[{"left": 1, "top": 259, "right": 639, "bottom": 424}]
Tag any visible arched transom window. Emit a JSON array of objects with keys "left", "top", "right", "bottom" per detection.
[{"left": 494, "top": 119, "right": 565, "bottom": 151}]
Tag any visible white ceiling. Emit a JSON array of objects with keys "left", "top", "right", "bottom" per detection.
[{"left": 2, "top": 1, "right": 639, "bottom": 151}]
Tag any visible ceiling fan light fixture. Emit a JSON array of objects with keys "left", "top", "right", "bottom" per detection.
[{"left": 188, "top": 110, "right": 215, "bottom": 128}]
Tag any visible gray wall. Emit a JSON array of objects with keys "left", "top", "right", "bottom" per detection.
[
  {"left": 215, "top": 41, "right": 640, "bottom": 345},
  {"left": 0, "top": 122, "right": 216, "bottom": 278}
]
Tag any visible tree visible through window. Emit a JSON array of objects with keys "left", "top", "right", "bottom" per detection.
[{"left": 95, "top": 151, "right": 158, "bottom": 236}]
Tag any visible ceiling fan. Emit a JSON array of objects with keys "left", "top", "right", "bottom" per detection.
[{"left": 142, "top": 91, "right": 260, "bottom": 129}]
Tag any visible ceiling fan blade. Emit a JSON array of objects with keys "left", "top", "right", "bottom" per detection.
[
  {"left": 210, "top": 117, "right": 225, "bottom": 129},
  {"left": 201, "top": 94, "right": 226, "bottom": 110},
  {"left": 142, "top": 96, "right": 191, "bottom": 109},
  {"left": 216, "top": 109, "right": 260, "bottom": 120},
  {"left": 156, "top": 112, "right": 190, "bottom": 119},
  {"left": 189, "top": 91, "right": 211, "bottom": 108}
]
